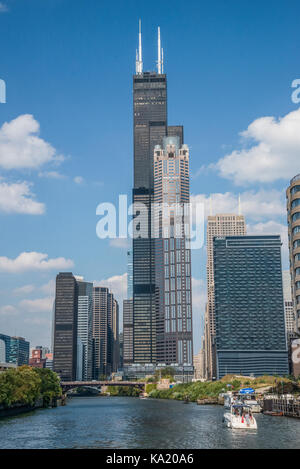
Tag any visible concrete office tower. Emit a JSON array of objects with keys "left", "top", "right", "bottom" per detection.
[
  {"left": 123, "top": 299, "right": 133, "bottom": 365},
  {"left": 53, "top": 273, "right": 78, "bottom": 380},
  {"left": 132, "top": 22, "right": 184, "bottom": 364},
  {"left": 214, "top": 236, "right": 289, "bottom": 378},
  {"left": 204, "top": 213, "right": 246, "bottom": 380},
  {"left": 76, "top": 278, "right": 93, "bottom": 380},
  {"left": 93, "top": 287, "right": 118, "bottom": 377},
  {"left": 287, "top": 174, "right": 300, "bottom": 332},
  {"left": 153, "top": 136, "right": 193, "bottom": 365}
]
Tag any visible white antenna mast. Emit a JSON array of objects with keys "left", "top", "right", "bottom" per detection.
[
  {"left": 136, "top": 19, "right": 143, "bottom": 74},
  {"left": 161, "top": 47, "right": 164, "bottom": 73},
  {"left": 157, "top": 26, "right": 162, "bottom": 74}
]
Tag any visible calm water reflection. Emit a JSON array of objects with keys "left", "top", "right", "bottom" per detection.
[{"left": 0, "top": 397, "right": 299, "bottom": 449}]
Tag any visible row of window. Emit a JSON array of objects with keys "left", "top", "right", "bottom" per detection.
[
  {"left": 291, "top": 198, "right": 300, "bottom": 209},
  {"left": 292, "top": 212, "right": 300, "bottom": 223},
  {"left": 165, "top": 319, "right": 192, "bottom": 333},
  {"left": 164, "top": 264, "right": 191, "bottom": 278},
  {"left": 293, "top": 226, "right": 300, "bottom": 235},
  {"left": 165, "top": 289, "right": 191, "bottom": 305},
  {"left": 291, "top": 185, "right": 300, "bottom": 196}
]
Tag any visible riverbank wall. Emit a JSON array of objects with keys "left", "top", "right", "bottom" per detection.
[{"left": 0, "top": 396, "right": 64, "bottom": 419}]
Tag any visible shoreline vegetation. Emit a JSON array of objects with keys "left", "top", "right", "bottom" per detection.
[
  {"left": 110, "top": 372, "right": 300, "bottom": 402},
  {"left": 0, "top": 366, "right": 62, "bottom": 417}
]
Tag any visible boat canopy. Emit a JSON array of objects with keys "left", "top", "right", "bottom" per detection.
[{"left": 239, "top": 388, "right": 255, "bottom": 394}]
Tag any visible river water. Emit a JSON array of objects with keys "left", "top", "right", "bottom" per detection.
[{"left": 0, "top": 396, "right": 299, "bottom": 449}]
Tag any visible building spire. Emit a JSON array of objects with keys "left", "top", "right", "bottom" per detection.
[
  {"left": 136, "top": 19, "right": 143, "bottom": 75},
  {"left": 238, "top": 193, "right": 242, "bottom": 215},
  {"left": 157, "top": 26, "right": 162, "bottom": 74}
]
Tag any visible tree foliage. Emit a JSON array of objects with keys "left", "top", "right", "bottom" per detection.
[{"left": 0, "top": 366, "right": 61, "bottom": 408}]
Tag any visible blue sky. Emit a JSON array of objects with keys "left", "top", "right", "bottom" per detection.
[{"left": 0, "top": 0, "right": 300, "bottom": 352}]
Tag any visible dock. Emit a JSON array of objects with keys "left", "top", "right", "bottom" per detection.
[{"left": 262, "top": 398, "right": 300, "bottom": 418}]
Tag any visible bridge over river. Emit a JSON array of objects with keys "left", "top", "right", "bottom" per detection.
[{"left": 61, "top": 380, "right": 146, "bottom": 392}]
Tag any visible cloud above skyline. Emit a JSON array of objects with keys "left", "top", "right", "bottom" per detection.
[
  {"left": 0, "top": 180, "right": 45, "bottom": 214},
  {"left": 0, "top": 251, "right": 74, "bottom": 273},
  {"left": 214, "top": 107, "right": 300, "bottom": 185},
  {"left": 191, "top": 189, "right": 286, "bottom": 221},
  {"left": 0, "top": 114, "right": 63, "bottom": 170}
]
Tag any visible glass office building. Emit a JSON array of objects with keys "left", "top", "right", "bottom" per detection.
[
  {"left": 213, "top": 236, "right": 289, "bottom": 378},
  {"left": 53, "top": 272, "right": 78, "bottom": 381}
]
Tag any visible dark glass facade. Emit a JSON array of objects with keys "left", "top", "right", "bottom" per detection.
[
  {"left": 132, "top": 70, "right": 184, "bottom": 364},
  {"left": 213, "top": 236, "right": 289, "bottom": 378},
  {"left": 0, "top": 334, "right": 29, "bottom": 366},
  {"left": 53, "top": 272, "right": 78, "bottom": 381},
  {"left": 93, "top": 287, "right": 117, "bottom": 377},
  {"left": 133, "top": 72, "right": 167, "bottom": 364}
]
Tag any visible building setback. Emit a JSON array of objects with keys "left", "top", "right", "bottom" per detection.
[
  {"left": 53, "top": 272, "right": 78, "bottom": 381},
  {"left": 153, "top": 136, "right": 193, "bottom": 365},
  {"left": 132, "top": 23, "right": 184, "bottom": 364},
  {"left": 213, "top": 236, "right": 289, "bottom": 378}
]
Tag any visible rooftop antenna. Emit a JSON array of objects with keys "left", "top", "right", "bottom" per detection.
[
  {"left": 209, "top": 196, "right": 213, "bottom": 216},
  {"left": 157, "top": 26, "right": 162, "bottom": 74},
  {"left": 136, "top": 19, "right": 143, "bottom": 75},
  {"left": 161, "top": 47, "right": 164, "bottom": 73},
  {"left": 238, "top": 193, "right": 242, "bottom": 215}
]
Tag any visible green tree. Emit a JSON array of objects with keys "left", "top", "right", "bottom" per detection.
[{"left": 33, "top": 368, "right": 61, "bottom": 406}]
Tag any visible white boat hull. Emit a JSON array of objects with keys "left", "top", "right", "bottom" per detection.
[{"left": 223, "top": 412, "right": 257, "bottom": 429}]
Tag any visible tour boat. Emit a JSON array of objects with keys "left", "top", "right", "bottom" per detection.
[{"left": 223, "top": 405, "right": 257, "bottom": 429}]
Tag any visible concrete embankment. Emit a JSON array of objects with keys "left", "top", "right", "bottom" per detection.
[{"left": 0, "top": 396, "right": 65, "bottom": 418}]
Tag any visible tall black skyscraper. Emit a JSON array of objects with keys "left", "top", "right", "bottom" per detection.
[
  {"left": 53, "top": 273, "right": 78, "bottom": 381},
  {"left": 132, "top": 22, "right": 184, "bottom": 364}
]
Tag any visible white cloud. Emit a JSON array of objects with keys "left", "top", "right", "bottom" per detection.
[
  {"left": 13, "top": 284, "right": 35, "bottom": 296},
  {"left": 0, "top": 252, "right": 74, "bottom": 273},
  {"left": 74, "top": 176, "right": 84, "bottom": 185},
  {"left": 38, "top": 171, "right": 65, "bottom": 179},
  {"left": 40, "top": 279, "right": 55, "bottom": 295},
  {"left": 0, "top": 180, "right": 45, "bottom": 214},
  {"left": 109, "top": 238, "right": 130, "bottom": 249},
  {"left": 215, "top": 107, "right": 300, "bottom": 185},
  {"left": 0, "top": 305, "right": 18, "bottom": 316},
  {"left": 191, "top": 189, "right": 285, "bottom": 221},
  {"left": 19, "top": 297, "right": 54, "bottom": 313},
  {"left": 0, "top": 114, "right": 63, "bottom": 170},
  {"left": 94, "top": 273, "right": 127, "bottom": 300},
  {"left": 0, "top": 3, "right": 8, "bottom": 13}
]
